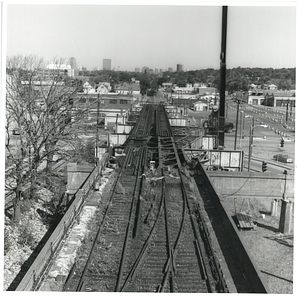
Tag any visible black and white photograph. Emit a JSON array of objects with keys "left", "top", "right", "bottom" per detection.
[{"left": 1, "top": 0, "right": 295, "bottom": 294}]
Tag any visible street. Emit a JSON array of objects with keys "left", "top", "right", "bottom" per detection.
[
  {"left": 224, "top": 100, "right": 295, "bottom": 173},
  {"left": 186, "top": 100, "right": 295, "bottom": 174}
]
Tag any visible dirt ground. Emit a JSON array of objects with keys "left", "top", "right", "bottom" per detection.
[{"left": 220, "top": 196, "right": 294, "bottom": 294}]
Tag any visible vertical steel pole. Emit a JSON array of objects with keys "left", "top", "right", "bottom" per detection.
[
  {"left": 251, "top": 117, "right": 254, "bottom": 157},
  {"left": 248, "top": 125, "right": 252, "bottom": 172},
  {"left": 219, "top": 6, "right": 228, "bottom": 148},
  {"left": 239, "top": 110, "right": 243, "bottom": 138},
  {"left": 239, "top": 110, "right": 243, "bottom": 148},
  {"left": 234, "top": 100, "right": 240, "bottom": 150},
  {"left": 96, "top": 94, "right": 100, "bottom": 166}
]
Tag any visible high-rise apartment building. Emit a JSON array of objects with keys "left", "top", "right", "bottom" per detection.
[
  {"left": 70, "top": 57, "right": 77, "bottom": 69},
  {"left": 142, "top": 66, "right": 149, "bottom": 73},
  {"left": 103, "top": 59, "right": 111, "bottom": 70},
  {"left": 168, "top": 67, "right": 173, "bottom": 72},
  {"left": 177, "top": 64, "right": 183, "bottom": 72}
]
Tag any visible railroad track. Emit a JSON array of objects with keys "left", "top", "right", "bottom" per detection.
[{"left": 62, "top": 104, "right": 228, "bottom": 292}]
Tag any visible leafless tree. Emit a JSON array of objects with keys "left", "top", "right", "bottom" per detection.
[{"left": 5, "top": 55, "right": 89, "bottom": 222}]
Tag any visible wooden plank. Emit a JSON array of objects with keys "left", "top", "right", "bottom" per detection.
[{"left": 236, "top": 213, "right": 255, "bottom": 229}]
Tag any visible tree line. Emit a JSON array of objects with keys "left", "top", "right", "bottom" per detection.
[{"left": 79, "top": 67, "right": 295, "bottom": 95}]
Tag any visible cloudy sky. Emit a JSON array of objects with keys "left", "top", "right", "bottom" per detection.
[{"left": 3, "top": 1, "right": 296, "bottom": 71}]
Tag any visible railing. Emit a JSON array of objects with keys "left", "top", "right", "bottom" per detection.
[{"left": 14, "top": 153, "right": 109, "bottom": 291}]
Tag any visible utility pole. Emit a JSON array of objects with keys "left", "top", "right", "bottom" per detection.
[
  {"left": 239, "top": 110, "right": 243, "bottom": 148},
  {"left": 218, "top": 6, "right": 228, "bottom": 149},
  {"left": 234, "top": 99, "right": 240, "bottom": 150},
  {"left": 96, "top": 93, "right": 100, "bottom": 166}
]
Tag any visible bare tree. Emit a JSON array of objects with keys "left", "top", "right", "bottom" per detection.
[{"left": 5, "top": 55, "right": 88, "bottom": 222}]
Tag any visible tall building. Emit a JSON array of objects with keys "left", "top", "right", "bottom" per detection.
[
  {"left": 142, "top": 66, "right": 149, "bottom": 73},
  {"left": 168, "top": 67, "right": 173, "bottom": 72},
  {"left": 135, "top": 68, "right": 140, "bottom": 72},
  {"left": 103, "top": 59, "right": 111, "bottom": 70},
  {"left": 70, "top": 57, "right": 77, "bottom": 69},
  {"left": 177, "top": 64, "right": 183, "bottom": 72},
  {"left": 69, "top": 57, "right": 78, "bottom": 77}
]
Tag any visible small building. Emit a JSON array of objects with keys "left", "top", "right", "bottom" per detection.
[
  {"left": 200, "top": 94, "right": 218, "bottom": 101},
  {"left": 98, "top": 81, "right": 111, "bottom": 90},
  {"left": 173, "top": 86, "right": 194, "bottom": 94},
  {"left": 264, "top": 91, "right": 295, "bottom": 107},
  {"left": 44, "top": 63, "right": 73, "bottom": 78},
  {"left": 96, "top": 83, "right": 110, "bottom": 95},
  {"left": 193, "top": 83, "right": 207, "bottom": 89},
  {"left": 248, "top": 90, "right": 265, "bottom": 105},
  {"left": 267, "top": 84, "right": 278, "bottom": 91},
  {"left": 83, "top": 82, "right": 95, "bottom": 94},
  {"left": 115, "top": 82, "right": 141, "bottom": 95},
  {"left": 162, "top": 82, "right": 173, "bottom": 91},
  {"left": 197, "top": 86, "right": 216, "bottom": 95},
  {"left": 193, "top": 100, "right": 209, "bottom": 111}
]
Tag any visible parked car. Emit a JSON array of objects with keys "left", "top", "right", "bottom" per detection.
[{"left": 273, "top": 154, "right": 293, "bottom": 163}]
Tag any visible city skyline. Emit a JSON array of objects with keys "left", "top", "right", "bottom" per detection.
[{"left": 3, "top": 2, "right": 296, "bottom": 72}]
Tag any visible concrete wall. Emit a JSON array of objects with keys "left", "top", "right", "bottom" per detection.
[
  {"left": 105, "top": 114, "right": 126, "bottom": 126},
  {"left": 195, "top": 162, "right": 270, "bottom": 293},
  {"left": 66, "top": 154, "right": 110, "bottom": 196},
  {"left": 116, "top": 124, "right": 133, "bottom": 134},
  {"left": 207, "top": 172, "right": 294, "bottom": 201},
  {"left": 110, "top": 133, "right": 129, "bottom": 146},
  {"left": 66, "top": 163, "right": 94, "bottom": 195}
]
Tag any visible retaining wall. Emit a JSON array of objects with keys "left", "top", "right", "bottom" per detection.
[
  {"left": 15, "top": 154, "right": 109, "bottom": 291},
  {"left": 195, "top": 162, "right": 270, "bottom": 293},
  {"left": 208, "top": 171, "right": 294, "bottom": 201}
]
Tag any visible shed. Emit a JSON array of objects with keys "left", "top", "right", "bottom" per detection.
[{"left": 193, "top": 101, "right": 208, "bottom": 111}]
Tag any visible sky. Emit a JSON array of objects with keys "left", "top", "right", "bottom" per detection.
[{"left": 3, "top": 1, "right": 297, "bottom": 71}]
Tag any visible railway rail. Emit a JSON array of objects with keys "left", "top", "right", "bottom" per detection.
[{"left": 62, "top": 104, "right": 228, "bottom": 292}]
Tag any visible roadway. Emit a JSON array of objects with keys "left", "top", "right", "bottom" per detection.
[
  {"left": 150, "top": 92, "right": 295, "bottom": 174},
  {"left": 133, "top": 92, "right": 295, "bottom": 174},
  {"left": 224, "top": 99, "right": 295, "bottom": 174}
]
